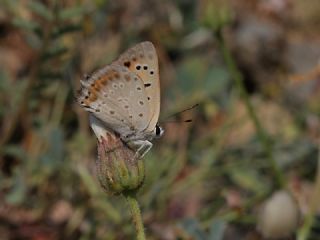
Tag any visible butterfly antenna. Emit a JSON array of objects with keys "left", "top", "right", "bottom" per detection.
[
  {"left": 161, "top": 119, "right": 192, "bottom": 124},
  {"left": 166, "top": 103, "right": 199, "bottom": 119},
  {"left": 160, "top": 104, "right": 199, "bottom": 124}
]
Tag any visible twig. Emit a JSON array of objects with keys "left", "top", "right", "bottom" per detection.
[
  {"left": 215, "top": 30, "right": 285, "bottom": 188},
  {"left": 0, "top": 6, "right": 55, "bottom": 148}
]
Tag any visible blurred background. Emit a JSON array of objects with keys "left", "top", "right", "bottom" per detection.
[{"left": 1, "top": 0, "right": 320, "bottom": 239}]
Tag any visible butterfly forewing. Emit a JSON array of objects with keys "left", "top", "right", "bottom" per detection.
[
  {"left": 114, "top": 41, "right": 160, "bottom": 132},
  {"left": 78, "top": 65, "right": 151, "bottom": 137}
]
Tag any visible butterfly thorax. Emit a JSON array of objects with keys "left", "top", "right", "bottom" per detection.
[{"left": 121, "top": 124, "right": 163, "bottom": 143}]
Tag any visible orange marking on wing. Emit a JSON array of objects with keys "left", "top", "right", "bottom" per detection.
[
  {"left": 88, "top": 94, "right": 97, "bottom": 103},
  {"left": 124, "top": 74, "right": 130, "bottom": 81},
  {"left": 128, "top": 65, "right": 136, "bottom": 72},
  {"left": 114, "top": 72, "right": 120, "bottom": 79},
  {"left": 99, "top": 75, "right": 109, "bottom": 85},
  {"left": 95, "top": 79, "right": 105, "bottom": 89},
  {"left": 84, "top": 87, "right": 98, "bottom": 103},
  {"left": 136, "top": 72, "right": 147, "bottom": 82},
  {"left": 88, "top": 92, "right": 97, "bottom": 102},
  {"left": 94, "top": 84, "right": 101, "bottom": 91},
  {"left": 82, "top": 69, "right": 121, "bottom": 104}
]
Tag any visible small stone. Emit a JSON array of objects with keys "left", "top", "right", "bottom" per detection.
[{"left": 257, "top": 190, "right": 300, "bottom": 239}]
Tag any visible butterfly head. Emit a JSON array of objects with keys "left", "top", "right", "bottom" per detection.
[{"left": 153, "top": 124, "right": 164, "bottom": 139}]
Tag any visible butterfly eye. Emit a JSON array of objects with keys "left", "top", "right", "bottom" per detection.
[{"left": 155, "top": 125, "right": 164, "bottom": 138}]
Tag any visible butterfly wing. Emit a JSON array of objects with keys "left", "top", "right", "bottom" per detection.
[
  {"left": 114, "top": 41, "right": 160, "bottom": 132},
  {"left": 77, "top": 65, "right": 151, "bottom": 138}
]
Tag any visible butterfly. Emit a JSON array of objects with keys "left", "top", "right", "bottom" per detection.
[{"left": 77, "top": 41, "right": 164, "bottom": 158}]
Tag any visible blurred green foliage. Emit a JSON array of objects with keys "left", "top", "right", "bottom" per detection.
[{"left": 0, "top": 0, "right": 320, "bottom": 239}]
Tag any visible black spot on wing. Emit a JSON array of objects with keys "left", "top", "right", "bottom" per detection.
[{"left": 124, "top": 61, "right": 131, "bottom": 67}]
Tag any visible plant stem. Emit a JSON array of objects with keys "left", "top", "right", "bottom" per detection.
[
  {"left": 297, "top": 144, "right": 320, "bottom": 240},
  {"left": 215, "top": 30, "right": 285, "bottom": 188},
  {"left": 0, "top": 4, "right": 54, "bottom": 148},
  {"left": 123, "top": 191, "right": 146, "bottom": 240}
]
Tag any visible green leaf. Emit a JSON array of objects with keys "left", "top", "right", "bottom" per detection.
[
  {"left": 5, "top": 173, "right": 26, "bottom": 205},
  {"left": 172, "top": 56, "right": 230, "bottom": 106},
  {"left": 2, "top": 145, "right": 27, "bottom": 160},
  {"left": 208, "top": 219, "right": 226, "bottom": 240},
  {"left": 176, "top": 57, "right": 207, "bottom": 93},
  {"left": 38, "top": 71, "right": 63, "bottom": 80},
  {"left": 92, "top": 198, "right": 122, "bottom": 223},
  {"left": 203, "top": 67, "right": 230, "bottom": 96},
  {"left": 42, "top": 45, "right": 68, "bottom": 61},
  {"left": 37, "top": 128, "right": 64, "bottom": 170},
  {"left": 28, "top": 0, "right": 53, "bottom": 21},
  {"left": 25, "top": 31, "right": 43, "bottom": 49},
  {"left": 181, "top": 218, "right": 206, "bottom": 240},
  {"left": 58, "top": 6, "right": 87, "bottom": 20},
  {"left": 12, "top": 17, "right": 40, "bottom": 32},
  {"left": 77, "top": 165, "right": 99, "bottom": 196},
  {"left": 52, "top": 24, "right": 82, "bottom": 38},
  {"left": 228, "top": 167, "right": 268, "bottom": 193}
]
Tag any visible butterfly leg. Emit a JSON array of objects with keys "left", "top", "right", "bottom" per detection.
[{"left": 128, "top": 140, "right": 153, "bottom": 159}]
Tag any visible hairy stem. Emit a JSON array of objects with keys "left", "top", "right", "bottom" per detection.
[{"left": 123, "top": 191, "right": 146, "bottom": 240}]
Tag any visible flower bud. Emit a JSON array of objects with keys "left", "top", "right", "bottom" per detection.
[
  {"left": 199, "top": 0, "right": 232, "bottom": 33},
  {"left": 90, "top": 115, "right": 145, "bottom": 195}
]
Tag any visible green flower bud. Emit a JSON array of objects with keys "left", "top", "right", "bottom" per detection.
[
  {"left": 199, "top": 0, "right": 232, "bottom": 33},
  {"left": 89, "top": 115, "right": 145, "bottom": 195}
]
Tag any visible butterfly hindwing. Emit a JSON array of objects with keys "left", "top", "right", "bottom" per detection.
[{"left": 77, "top": 65, "right": 151, "bottom": 137}]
